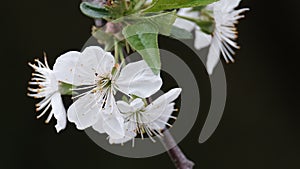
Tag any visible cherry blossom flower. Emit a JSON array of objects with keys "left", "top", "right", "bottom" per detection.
[
  {"left": 54, "top": 46, "right": 162, "bottom": 139},
  {"left": 174, "top": 0, "right": 249, "bottom": 74},
  {"left": 28, "top": 57, "right": 66, "bottom": 132},
  {"left": 110, "top": 88, "right": 182, "bottom": 146}
]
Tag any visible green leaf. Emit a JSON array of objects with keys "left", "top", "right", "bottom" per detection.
[
  {"left": 144, "top": 11, "right": 177, "bottom": 36},
  {"left": 123, "top": 22, "right": 160, "bottom": 75},
  {"left": 117, "top": 11, "right": 176, "bottom": 36},
  {"left": 80, "top": 2, "right": 109, "bottom": 19},
  {"left": 145, "top": 0, "right": 217, "bottom": 12},
  {"left": 170, "top": 26, "right": 193, "bottom": 39}
]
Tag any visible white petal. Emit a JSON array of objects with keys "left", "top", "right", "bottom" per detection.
[
  {"left": 103, "top": 114, "right": 125, "bottom": 139},
  {"left": 146, "top": 88, "right": 182, "bottom": 110},
  {"left": 116, "top": 98, "right": 144, "bottom": 114},
  {"left": 222, "top": 0, "right": 241, "bottom": 12},
  {"left": 109, "top": 120, "right": 137, "bottom": 144},
  {"left": 194, "top": 29, "right": 212, "bottom": 50},
  {"left": 92, "top": 114, "right": 105, "bottom": 134},
  {"left": 174, "top": 8, "right": 198, "bottom": 32},
  {"left": 102, "top": 93, "right": 125, "bottom": 139},
  {"left": 63, "top": 46, "right": 115, "bottom": 86},
  {"left": 148, "top": 103, "right": 175, "bottom": 130},
  {"left": 116, "top": 100, "right": 132, "bottom": 113},
  {"left": 116, "top": 60, "right": 162, "bottom": 98},
  {"left": 53, "top": 51, "right": 80, "bottom": 85},
  {"left": 144, "top": 88, "right": 181, "bottom": 124},
  {"left": 206, "top": 3, "right": 216, "bottom": 11},
  {"left": 130, "top": 98, "right": 144, "bottom": 112},
  {"left": 81, "top": 46, "right": 115, "bottom": 77},
  {"left": 142, "top": 103, "right": 166, "bottom": 124},
  {"left": 157, "top": 103, "right": 175, "bottom": 127},
  {"left": 206, "top": 36, "right": 221, "bottom": 75},
  {"left": 173, "top": 18, "right": 196, "bottom": 32},
  {"left": 177, "top": 8, "right": 199, "bottom": 18},
  {"left": 102, "top": 91, "right": 119, "bottom": 116},
  {"left": 51, "top": 92, "right": 67, "bottom": 132},
  {"left": 67, "top": 94, "right": 101, "bottom": 130},
  {"left": 109, "top": 130, "right": 136, "bottom": 144}
]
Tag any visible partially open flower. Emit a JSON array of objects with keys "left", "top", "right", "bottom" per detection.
[
  {"left": 110, "top": 88, "right": 182, "bottom": 146},
  {"left": 174, "top": 0, "right": 249, "bottom": 74},
  {"left": 28, "top": 56, "right": 67, "bottom": 132}
]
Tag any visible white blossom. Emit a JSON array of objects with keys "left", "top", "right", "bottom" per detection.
[
  {"left": 174, "top": 0, "right": 249, "bottom": 74},
  {"left": 54, "top": 46, "right": 162, "bottom": 139},
  {"left": 28, "top": 57, "right": 67, "bottom": 132},
  {"left": 110, "top": 88, "right": 182, "bottom": 146}
]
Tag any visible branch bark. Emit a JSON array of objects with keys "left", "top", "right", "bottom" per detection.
[{"left": 160, "top": 130, "right": 195, "bottom": 169}]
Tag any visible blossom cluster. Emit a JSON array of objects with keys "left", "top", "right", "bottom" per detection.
[
  {"left": 28, "top": 46, "right": 181, "bottom": 145},
  {"left": 27, "top": 0, "right": 249, "bottom": 147}
]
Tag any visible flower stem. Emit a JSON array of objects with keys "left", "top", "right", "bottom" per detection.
[{"left": 160, "top": 130, "right": 195, "bottom": 169}]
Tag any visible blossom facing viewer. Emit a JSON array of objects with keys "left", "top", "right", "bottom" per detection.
[{"left": 54, "top": 46, "right": 163, "bottom": 140}]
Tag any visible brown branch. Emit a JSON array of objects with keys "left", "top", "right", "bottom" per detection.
[
  {"left": 145, "top": 99, "right": 195, "bottom": 168},
  {"left": 160, "top": 130, "right": 195, "bottom": 169}
]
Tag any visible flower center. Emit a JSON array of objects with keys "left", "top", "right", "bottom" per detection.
[
  {"left": 97, "top": 77, "right": 111, "bottom": 89},
  {"left": 95, "top": 73, "right": 113, "bottom": 91}
]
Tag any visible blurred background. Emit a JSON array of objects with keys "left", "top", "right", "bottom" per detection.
[{"left": 0, "top": 0, "right": 299, "bottom": 168}]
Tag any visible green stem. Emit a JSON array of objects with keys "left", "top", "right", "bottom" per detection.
[
  {"left": 125, "top": 40, "right": 130, "bottom": 54},
  {"left": 114, "top": 39, "right": 119, "bottom": 63},
  {"left": 177, "top": 15, "right": 199, "bottom": 23},
  {"left": 177, "top": 14, "right": 214, "bottom": 34},
  {"left": 119, "top": 45, "right": 125, "bottom": 64}
]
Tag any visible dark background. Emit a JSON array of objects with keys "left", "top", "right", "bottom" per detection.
[{"left": 1, "top": 0, "right": 299, "bottom": 168}]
